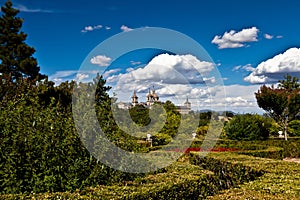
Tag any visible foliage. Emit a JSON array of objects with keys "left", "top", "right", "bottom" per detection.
[
  {"left": 129, "top": 105, "right": 151, "bottom": 126},
  {"left": 196, "top": 125, "right": 209, "bottom": 136},
  {"left": 0, "top": 0, "right": 45, "bottom": 81},
  {"left": 214, "top": 138, "right": 300, "bottom": 158},
  {"left": 198, "top": 111, "right": 212, "bottom": 126},
  {"left": 288, "top": 120, "right": 300, "bottom": 136},
  {"left": 0, "top": 75, "right": 144, "bottom": 194},
  {"left": 235, "top": 146, "right": 284, "bottom": 160},
  {"left": 0, "top": 153, "right": 266, "bottom": 200},
  {"left": 255, "top": 74, "right": 300, "bottom": 140},
  {"left": 224, "top": 114, "right": 272, "bottom": 141},
  {"left": 206, "top": 153, "right": 300, "bottom": 200},
  {"left": 1, "top": 138, "right": 300, "bottom": 199},
  {"left": 159, "top": 100, "right": 181, "bottom": 137},
  {"left": 151, "top": 133, "right": 172, "bottom": 146}
]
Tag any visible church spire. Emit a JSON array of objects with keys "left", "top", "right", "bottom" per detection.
[{"left": 131, "top": 90, "right": 138, "bottom": 106}]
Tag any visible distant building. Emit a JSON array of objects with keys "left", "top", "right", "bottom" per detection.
[
  {"left": 117, "top": 102, "right": 132, "bottom": 109},
  {"left": 146, "top": 88, "right": 160, "bottom": 106},
  {"left": 176, "top": 98, "right": 192, "bottom": 114},
  {"left": 127, "top": 88, "right": 191, "bottom": 114},
  {"left": 131, "top": 90, "right": 139, "bottom": 107}
]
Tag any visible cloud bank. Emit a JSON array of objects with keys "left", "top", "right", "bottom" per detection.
[{"left": 244, "top": 47, "right": 300, "bottom": 84}]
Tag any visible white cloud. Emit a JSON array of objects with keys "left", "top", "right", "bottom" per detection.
[
  {"left": 225, "top": 96, "right": 251, "bottom": 107},
  {"left": 120, "top": 25, "right": 133, "bottom": 32},
  {"left": 126, "top": 67, "right": 135, "bottom": 73},
  {"left": 130, "top": 61, "right": 142, "bottom": 65},
  {"left": 208, "top": 84, "right": 263, "bottom": 114},
  {"left": 243, "top": 64, "right": 255, "bottom": 72},
  {"left": 264, "top": 33, "right": 274, "bottom": 40},
  {"left": 104, "top": 54, "right": 219, "bottom": 108},
  {"left": 233, "top": 64, "right": 255, "bottom": 72},
  {"left": 101, "top": 53, "right": 264, "bottom": 113},
  {"left": 212, "top": 27, "right": 259, "bottom": 49},
  {"left": 264, "top": 33, "right": 283, "bottom": 40},
  {"left": 105, "top": 26, "right": 111, "bottom": 30},
  {"left": 49, "top": 70, "right": 77, "bottom": 85},
  {"left": 233, "top": 65, "right": 242, "bottom": 71},
  {"left": 49, "top": 70, "right": 100, "bottom": 85},
  {"left": 90, "top": 55, "right": 112, "bottom": 67},
  {"left": 81, "top": 24, "right": 103, "bottom": 33},
  {"left": 103, "top": 69, "right": 121, "bottom": 79},
  {"left": 244, "top": 47, "right": 300, "bottom": 84},
  {"left": 15, "top": 4, "right": 53, "bottom": 13},
  {"left": 76, "top": 73, "right": 89, "bottom": 81},
  {"left": 113, "top": 54, "right": 215, "bottom": 89},
  {"left": 50, "top": 70, "right": 77, "bottom": 79}
]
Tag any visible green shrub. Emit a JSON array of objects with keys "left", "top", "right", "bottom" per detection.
[
  {"left": 0, "top": 78, "right": 142, "bottom": 194},
  {"left": 288, "top": 120, "right": 300, "bottom": 136},
  {"left": 196, "top": 125, "right": 209, "bottom": 136},
  {"left": 224, "top": 114, "right": 272, "bottom": 141},
  {"left": 152, "top": 133, "right": 172, "bottom": 146}
]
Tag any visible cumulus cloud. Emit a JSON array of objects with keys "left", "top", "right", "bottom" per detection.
[
  {"left": 244, "top": 47, "right": 300, "bottom": 84},
  {"left": 103, "top": 54, "right": 220, "bottom": 108},
  {"left": 102, "top": 54, "right": 264, "bottom": 113},
  {"left": 120, "top": 25, "right": 133, "bottom": 32},
  {"left": 90, "top": 55, "right": 112, "bottom": 67},
  {"left": 212, "top": 27, "right": 259, "bottom": 49},
  {"left": 113, "top": 54, "right": 215, "bottom": 90},
  {"left": 81, "top": 24, "right": 103, "bottom": 33}
]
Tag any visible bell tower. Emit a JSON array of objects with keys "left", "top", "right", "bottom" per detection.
[{"left": 131, "top": 90, "right": 138, "bottom": 106}]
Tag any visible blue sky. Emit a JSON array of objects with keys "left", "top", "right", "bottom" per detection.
[{"left": 2, "top": 0, "right": 300, "bottom": 113}]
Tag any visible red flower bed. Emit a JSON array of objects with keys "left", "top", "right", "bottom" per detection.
[{"left": 166, "top": 147, "right": 239, "bottom": 153}]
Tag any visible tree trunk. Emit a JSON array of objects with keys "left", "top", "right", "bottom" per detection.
[{"left": 284, "top": 117, "right": 288, "bottom": 141}]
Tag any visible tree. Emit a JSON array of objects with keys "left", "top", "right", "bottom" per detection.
[
  {"left": 255, "top": 74, "right": 300, "bottom": 140},
  {"left": 0, "top": 0, "right": 45, "bottom": 81},
  {"left": 224, "top": 114, "right": 271, "bottom": 141}
]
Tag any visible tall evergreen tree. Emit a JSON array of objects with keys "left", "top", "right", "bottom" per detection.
[{"left": 0, "top": 0, "right": 45, "bottom": 81}]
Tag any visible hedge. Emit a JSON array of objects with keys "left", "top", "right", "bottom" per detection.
[
  {"left": 191, "top": 139, "right": 298, "bottom": 159},
  {"left": 203, "top": 152, "right": 300, "bottom": 199},
  {"left": 1, "top": 152, "right": 266, "bottom": 199}
]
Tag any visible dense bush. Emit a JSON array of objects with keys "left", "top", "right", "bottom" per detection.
[
  {"left": 288, "top": 120, "right": 300, "bottom": 136},
  {"left": 0, "top": 77, "right": 142, "bottom": 194},
  {"left": 224, "top": 114, "right": 272, "bottom": 141},
  {"left": 151, "top": 133, "right": 172, "bottom": 146},
  {"left": 0, "top": 153, "right": 266, "bottom": 199}
]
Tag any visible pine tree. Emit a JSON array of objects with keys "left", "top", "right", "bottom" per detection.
[{"left": 0, "top": 0, "right": 45, "bottom": 81}]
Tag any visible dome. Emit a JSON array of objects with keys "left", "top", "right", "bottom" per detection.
[{"left": 153, "top": 93, "right": 158, "bottom": 98}]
